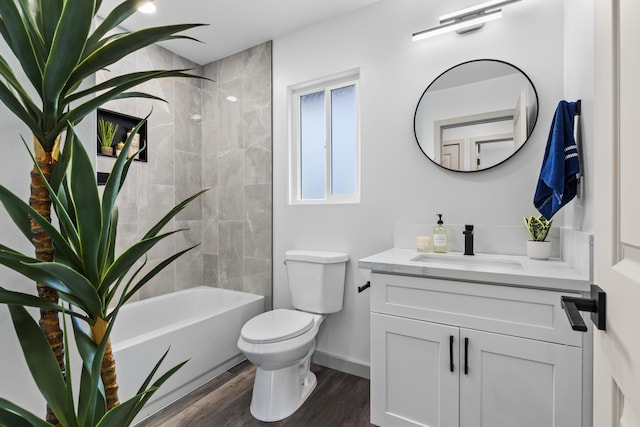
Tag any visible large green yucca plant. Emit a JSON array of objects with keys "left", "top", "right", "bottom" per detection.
[
  {"left": 0, "top": 0, "right": 202, "bottom": 423},
  {"left": 0, "top": 127, "right": 204, "bottom": 425}
]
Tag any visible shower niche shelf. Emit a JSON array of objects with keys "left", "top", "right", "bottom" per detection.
[{"left": 97, "top": 108, "right": 148, "bottom": 162}]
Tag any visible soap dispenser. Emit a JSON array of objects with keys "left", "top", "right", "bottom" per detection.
[{"left": 433, "top": 214, "right": 448, "bottom": 253}]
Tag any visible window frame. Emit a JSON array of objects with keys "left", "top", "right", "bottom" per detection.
[{"left": 289, "top": 71, "right": 361, "bottom": 205}]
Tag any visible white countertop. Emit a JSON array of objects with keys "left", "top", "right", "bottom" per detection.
[{"left": 358, "top": 248, "right": 590, "bottom": 293}]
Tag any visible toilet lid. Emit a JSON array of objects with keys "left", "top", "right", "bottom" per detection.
[{"left": 241, "top": 309, "right": 314, "bottom": 344}]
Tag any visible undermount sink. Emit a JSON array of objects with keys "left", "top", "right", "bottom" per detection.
[{"left": 410, "top": 253, "right": 524, "bottom": 270}]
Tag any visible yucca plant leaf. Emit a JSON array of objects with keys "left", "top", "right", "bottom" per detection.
[
  {"left": 0, "top": 80, "right": 41, "bottom": 137},
  {"left": 130, "top": 358, "right": 188, "bottom": 422},
  {"left": 69, "top": 24, "right": 204, "bottom": 87},
  {"left": 111, "top": 245, "right": 198, "bottom": 312},
  {"left": 42, "top": 0, "right": 95, "bottom": 131},
  {"left": 0, "top": 184, "right": 82, "bottom": 270},
  {"left": 0, "top": 398, "right": 52, "bottom": 427},
  {"left": 126, "top": 349, "right": 187, "bottom": 424},
  {"left": 65, "top": 69, "right": 200, "bottom": 104},
  {"left": 97, "top": 118, "right": 144, "bottom": 270},
  {"left": 0, "top": 183, "right": 32, "bottom": 242},
  {"left": 15, "top": 0, "right": 47, "bottom": 67},
  {"left": 99, "top": 230, "right": 184, "bottom": 292},
  {"left": 0, "top": 248, "right": 88, "bottom": 311},
  {"left": 36, "top": 0, "right": 64, "bottom": 50},
  {"left": 105, "top": 207, "right": 118, "bottom": 271},
  {"left": 105, "top": 257, "right": 147, "bottom": 306},
  {"left": 144, "top": 189, "right": 209, "bottom": 239},
  {"left": 28, "top": 262, "right": 103, "bottom": 317},
  {"left": 8, "top": 305, "right": 78, "bottom": 427},
  {"left": 108, "top": 349, "right": 187, "bottom": 427},
  {"left": 135, "top": 348, "right": 170, "bottom": 398},
  {"left": 60, "top": 307, "right": 77, "bottom": 426},
  {"left": 96, "top": 390, "right": 154, "bottom": 427},
  {"left": 81, "top": 308, "right": 118, "bottom": 427},
  {"left": 0, "top": 54, "right": 40, "bottom": 117},
  {"left": 0, "top": 2, "right": 43, "bottom": 94},
  {"left": 68, "top": 129, "right": 102, "bottom": 285},
  {"left": 86, "top": 0, "right": 149, "bottom": 50},
  {"left": 78, "top": 365, "right": 106, "bottom": 427},
  {"left": 71, "top": 317, "right": 105, "bottom": 425},
  {"left": 52, "top": 92, "right": 164, "bottom": 138},
  {"left": 0, "top": 407, "right": 35, "bottom": 427},
  {"left": 0, "top": 287, "right": 89, "bottom": 322}
]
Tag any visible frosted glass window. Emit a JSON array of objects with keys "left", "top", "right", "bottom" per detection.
[
  {"left": 331, "top": 85, "right": 357, "bottom": 196},
  {"left": 291, "top": 73, "right": 360, "bottom": 204},
  {"left": 300, "top": 91, "right": 326, "bottom": 199}
]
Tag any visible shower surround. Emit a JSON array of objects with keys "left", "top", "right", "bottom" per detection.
[{"left": 96, "top": 41, "right": 272, "bottom": 307}]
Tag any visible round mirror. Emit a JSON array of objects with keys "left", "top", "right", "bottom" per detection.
[{"left": 414, "top": 59, "right": 538, "bottom": 172}]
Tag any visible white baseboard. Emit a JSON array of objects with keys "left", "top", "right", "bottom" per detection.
[{"left": 312, "top": 351, "right": 370, "bottom": 380}]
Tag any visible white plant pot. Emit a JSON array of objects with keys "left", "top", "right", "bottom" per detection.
[{"left": 526, "top": 240, "right": 552, "bottom": 260}]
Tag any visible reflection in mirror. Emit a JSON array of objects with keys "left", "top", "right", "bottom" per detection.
[{"left": 414, "top": 59, "right": 538, "bottom": 172}]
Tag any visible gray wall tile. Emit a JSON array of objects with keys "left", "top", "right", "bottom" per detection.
[
  {"left": 244, "top": 257, "right": 272, "bottom": 297},
  {"left": 244, "top": 184, "right": 272, "bottom": 259},
  {"left": 218, "top": 149, "right": 244, "bottom": 221},
  {"left": 219, "top": 220, "right": 244, "bottom": 291},
  {"left": 100, "top": 39, "right": 272, "bottom": 306}
]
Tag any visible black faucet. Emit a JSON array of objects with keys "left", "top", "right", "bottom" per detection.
[{"left": 463, "top": 225, "right": 474, "bottom": 256}]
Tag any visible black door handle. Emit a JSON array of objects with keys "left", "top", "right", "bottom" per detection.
[
  {"left": 561, "top": 284, "right": 606, "bottom": 331},
  {"left": 449, "top": 335, "right": 454, "bottom": 372},
  {"left": 464, "top": 337, "right": 469, "bottom": 375}
]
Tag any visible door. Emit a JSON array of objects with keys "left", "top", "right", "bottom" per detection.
[
  {"left": 512, "top": 89, "right": 528, "bottom": 149},
  {"left": 459, "top": 329, "right": 582, "bottom": 427},
  {"left": 594, "top": 0, "right": 640, "bottom": 425},
  {"left": 371, "top": 313, "right": 459, "bottom": 427},
  {"left": 441, "top": 140, "right": 462, "bottom": 171}
]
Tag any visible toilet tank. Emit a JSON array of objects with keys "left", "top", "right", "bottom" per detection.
[{"left": 285, "top": 250, "right": 348, "bottom": 314}]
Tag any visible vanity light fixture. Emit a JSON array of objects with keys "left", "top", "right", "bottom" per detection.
[
  {"left": 412, "top": 0, "right": 521, "bottom": 41},
  {"left": 138, "top": 1, "right": 156, "bottom": 14}
]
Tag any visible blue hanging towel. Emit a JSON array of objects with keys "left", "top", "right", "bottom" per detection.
[{"left": 533, "top": 100, "right": 580, "bottom": 219}]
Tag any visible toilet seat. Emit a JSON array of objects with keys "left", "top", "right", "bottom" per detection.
[{"left": 241, "top": 309, "right": 314, "bottom": 344}]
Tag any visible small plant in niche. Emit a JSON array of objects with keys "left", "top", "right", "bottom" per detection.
[
  {"left": 98, "top": 118, "right": 118, "bottom": 155},
  {"left": 523, "top": 215, "right": 552, "bottom": 241}
]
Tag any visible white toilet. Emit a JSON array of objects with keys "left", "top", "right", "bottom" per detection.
[{"left": 237, "top": 249, "right": 348, "bottom": 422}]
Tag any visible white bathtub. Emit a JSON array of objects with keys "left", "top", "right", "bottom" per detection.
[{"left": 110, "top": 286, "right": 264, "bottom": 422}]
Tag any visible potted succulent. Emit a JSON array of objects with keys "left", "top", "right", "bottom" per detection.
[
  {"left": 523, "top": 215, "right": 553, "bottom": 259},
  {"left": 98, "top": 118, "right": 118, "bottom": 156}
]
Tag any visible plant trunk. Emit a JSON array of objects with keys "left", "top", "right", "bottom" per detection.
[
  {"left": 91, "top": 318, "right": 120, "bottom": 409},
  {"left": 30, "top": 138, "right": 63, "bottom": 426}
]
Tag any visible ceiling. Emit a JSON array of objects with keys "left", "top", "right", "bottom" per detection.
[{"left": 98, "top": 0, "right": 382, "bottom": 66}]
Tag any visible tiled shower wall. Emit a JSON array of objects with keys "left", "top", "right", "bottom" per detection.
[{"left": 96, "top": 41, "right": 272, "bottom": 306}]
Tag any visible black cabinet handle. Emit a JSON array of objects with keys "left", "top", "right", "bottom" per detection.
[
  {"left": 464, "top": 337, "right": 469, "bottom": 375},
  {"left": 449, "top": 335, "right": 454, "bottom": 372}
]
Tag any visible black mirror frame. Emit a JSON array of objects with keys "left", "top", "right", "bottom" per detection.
[{"left": 413, "top": 59, "right": 539, "bottom": 173}]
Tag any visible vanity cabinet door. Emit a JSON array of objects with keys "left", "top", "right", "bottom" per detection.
[
  {"left": 459, "top": 328, "right": 582, "bottom": 427},
  {"left": 371, "top": 313, "right": 459, "bottom": 427}
]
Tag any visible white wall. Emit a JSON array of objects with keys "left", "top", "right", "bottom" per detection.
[
  {"left": 273, "top": 0, "right": 584, "bottom": 370},
  {"left": 563, "top": 0, "right": 595, "bottom": 233}
]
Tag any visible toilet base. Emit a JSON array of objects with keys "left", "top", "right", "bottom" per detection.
[{"left": 249, "top": 361, "right": 317, "bottom": 422}]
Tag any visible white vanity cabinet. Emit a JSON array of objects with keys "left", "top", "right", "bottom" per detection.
[{"left": 369, "top": 272, "right": 590, "bottom": 427}]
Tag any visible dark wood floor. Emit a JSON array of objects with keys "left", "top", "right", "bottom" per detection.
[{"left": 137, "top": 361, "right": 374, "bottom": 427}]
